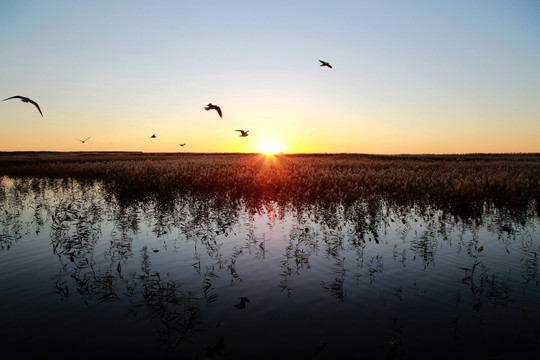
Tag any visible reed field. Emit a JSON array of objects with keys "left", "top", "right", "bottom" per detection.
[{"left": 1, "top": 152, "right": 539, "bottom": 217}]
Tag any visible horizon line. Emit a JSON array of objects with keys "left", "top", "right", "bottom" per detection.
[{"left": 1, "top": 151, "right": 539, "bottom": 156}]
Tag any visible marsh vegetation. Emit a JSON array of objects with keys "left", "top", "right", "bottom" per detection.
[
  {"left": 1, "top": 152, "right": 539, "bottom": 213},
  {"left": 0, "top": 153, "right": 539, "bottom": 359}
]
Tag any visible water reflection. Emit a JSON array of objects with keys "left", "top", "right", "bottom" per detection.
[{"left": 0, "top": 176, "right": 539, "bottom": 358}]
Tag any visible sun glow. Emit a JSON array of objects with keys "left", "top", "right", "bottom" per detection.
[{"left": 257, "top": 141, "right": 283, "bottom": 155}]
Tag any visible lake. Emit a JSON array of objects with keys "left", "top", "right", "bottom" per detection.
[{"left": 1, "top": 174, "right": 538, "bottom": 359}]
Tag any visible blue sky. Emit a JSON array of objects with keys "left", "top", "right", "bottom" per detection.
[{"left": 1, "top": 0, "right": 539, "bottom": 153}]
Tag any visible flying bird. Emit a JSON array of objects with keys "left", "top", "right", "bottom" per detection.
[
  {"left": 75, "top": 137, "right": 91, "bottom": 143},
  {"left": 235, "top": 130, "right": 249, "bottom": 137},
  {"left": 150, "top": 134, "right": 156, "bottom": 138},
  {"left": 234, "top": 297, "right": 251, "bottom": 309},
  {"left": 319, "top": 60, "right": 332, "bottom": 69},
  {"left": 3, "top": 95, "right": 43, "bottom": 116},
  {"left": 205, "top": 103, "right": 222, "bottom": 118},
  {"left": 179, "top": 143, "right": 186, "bottom": 147}
]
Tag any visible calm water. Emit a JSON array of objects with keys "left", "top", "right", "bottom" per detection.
[{"left": 1, "top": 177, "right": 539, "bottom": 359}]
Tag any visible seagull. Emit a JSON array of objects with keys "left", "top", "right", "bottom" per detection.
[
  {"left": 235, "top": 130, "right": 249, "bottom": 137},
  {"left": 179, "top": 143, "right": 186, "bottom": 147},
  {"left": 75, "top": 137, "right": 91, "bottom": 143},
  {"left": 150, "top": 134, "right": 156, "bottom": 138},
  {"left": 3, "top": 95, "right": 43, "bottom": 116},
  {"left": 319, "top": 60, "right": 332, "bottom": 69},
  {"left": 205, "top": 103, "right": 222, "bottom": 118},
  {"left": 234, "top": 297, "right": 250, "bottom": 309}
]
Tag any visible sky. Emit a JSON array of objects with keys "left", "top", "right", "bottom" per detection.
[{"left": 1, "top": 0, "right": 539, "bottom": 154}]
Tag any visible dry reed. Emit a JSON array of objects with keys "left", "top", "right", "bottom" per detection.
[{"left": 1, "top": 152, "right": 539, "bottom": 216}]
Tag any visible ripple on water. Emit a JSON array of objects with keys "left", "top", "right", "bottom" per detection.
[{"left": 1, "top": 178, "right": 539, "bottom": 359}]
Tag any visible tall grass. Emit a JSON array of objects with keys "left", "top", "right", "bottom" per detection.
[{"left": 1, "top": 152, "right": 539, "bottom": 217}]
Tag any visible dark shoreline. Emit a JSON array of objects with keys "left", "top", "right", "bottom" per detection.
[{"left": 1, "top": 151, "right": 539, "bottom": 165}]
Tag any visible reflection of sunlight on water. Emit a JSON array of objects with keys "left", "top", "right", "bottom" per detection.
[{"left": 0, "top": 177, "right": 539, "bottom": 358}]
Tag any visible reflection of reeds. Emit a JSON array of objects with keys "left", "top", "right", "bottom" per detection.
[
  {"left": 53, "top": 275, "right": 69, "bottom": 300},
  {"left": 203, "top": 265, "right": 220, "bottom": 306},
  {"left": 520, "top": 229, "right": 539, "bottom": 289},
  {"left": 138, "top": 246, "right": 202, "bottom": 346},
  {"left": 0, "top": 210, "right": 23, "bottom": 251},
  {"left": 410, "top": 227, "right": 438, "bottom": 269},
  {"left": 321, "top": 257, "right": 347, "bottom": 302},
  {"left": 48, "top": 241, "right": 208, "bottom": 347},
  {"left": 458, "top": 238, "right": 515, "bottom": 312},
  {"left": 367, "top": 255, "right": 384, "bottom": 284}
]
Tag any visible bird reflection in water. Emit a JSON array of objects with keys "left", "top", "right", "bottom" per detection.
[{"left": 234, "top": 297, "right": 250, "bottom": 309}]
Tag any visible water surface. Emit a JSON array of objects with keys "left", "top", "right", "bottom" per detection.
[{"left": 1, "top": 177, "right": 538, "bottom": 359}]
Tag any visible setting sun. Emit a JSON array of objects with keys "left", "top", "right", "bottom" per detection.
[{"left": 256, "top": 142, "right": 283, "bottom": 155}]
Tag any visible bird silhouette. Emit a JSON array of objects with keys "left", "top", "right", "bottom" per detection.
[
  {"left": 179, "top": 143, "right": 186, "bottom": 147},
  {"left": 75, "top": 137, "right": 91, "bottom": 143},
  {"left": 234, "top": 297, "right": 250, "bottom": 309},
  {"left": 205, "top": 103, "right": 222, "bottom": 118},
  {"left": 235, "top": 130, "right": 249, "bottom": 137},
  {"left": 319, "top": 60, "right": 332, "bottom": 69},
  {"left": 3, "top": 95, "right": 43, "bottom": 116},
  {"left": 150, "top": 134, "right": 156, "bottom": 138}
]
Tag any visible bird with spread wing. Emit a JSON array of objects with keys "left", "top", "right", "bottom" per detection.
[
  {"left": 319, "top": 60, "right": 332, "bottom": 69},
  {"left": 235, "top": 130, "right": 249, "bottom": 137},
  {"left": 205, "top": 103, "right": 222, "bottom": 118},
  {"left": 3, "top": 95, "right": 43, "bottom": 116},
  {"left": 75, "top": 137, "right": 91, "bottom": 143}
]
